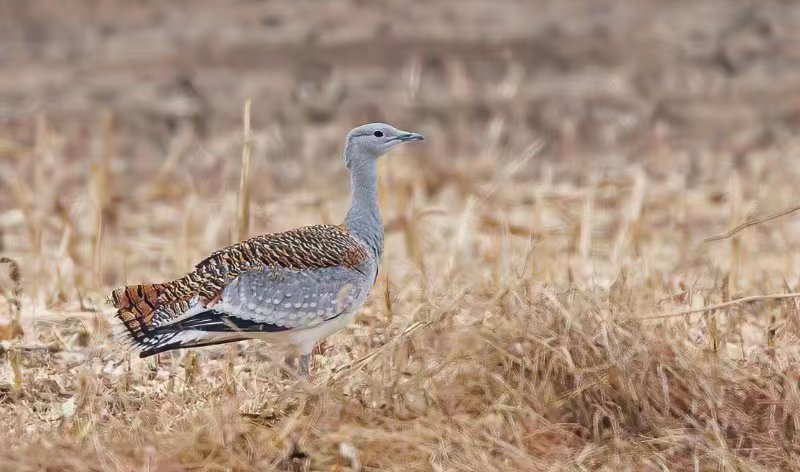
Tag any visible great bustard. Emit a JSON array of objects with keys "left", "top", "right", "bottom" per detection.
[{"left": 110, "top": 123, "right": 424, "bottom": 374}]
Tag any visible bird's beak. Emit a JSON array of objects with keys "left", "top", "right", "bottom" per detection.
[{"left": 397, "top": 132, "right": 424, "bottom": 142}]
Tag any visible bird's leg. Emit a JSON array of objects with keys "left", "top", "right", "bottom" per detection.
[
  {"left": 282, "top": 352, "right": 309, "bottom": 378},
  {"left": 297, "top": 353, "right": 311, "bottom": 377}
]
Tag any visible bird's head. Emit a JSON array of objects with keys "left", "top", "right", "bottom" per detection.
[{"left": 344, "top": 123, "right": 424, "bottom": 168}]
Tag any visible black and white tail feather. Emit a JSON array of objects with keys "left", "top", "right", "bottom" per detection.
[
  {"left": 110, "top": 294, "right": 292, "bottom": 358},
  {"left": 111, "top": 317, "right": 244, "bottom": 358}
]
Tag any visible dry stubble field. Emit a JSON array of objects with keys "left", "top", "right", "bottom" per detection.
[{"left": 2, "top": 0, "right": 800, "bottom": 470}]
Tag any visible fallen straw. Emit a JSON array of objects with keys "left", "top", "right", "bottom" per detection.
[
  {"left": 638, "top": 292, "right": 800, "bottom": 321},
  {"left": 704, "top": 205, "right": 800, "bottom": 243}
]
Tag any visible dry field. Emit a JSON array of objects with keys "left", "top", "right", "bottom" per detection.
[{"left": 3, "top": 0, "right": 800, "bottom": 470}]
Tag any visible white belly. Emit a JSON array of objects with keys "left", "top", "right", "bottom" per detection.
[{"left": 249, "top": 309, "right": 358, "bottom": 354}]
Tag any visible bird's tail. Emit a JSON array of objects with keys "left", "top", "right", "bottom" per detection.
[
  {"left": 109, "top": 283, "right": 246, "bottom": 357},
  {"left": 109, "top": 283, "right": 169, "bottom": 342},
  {"left": 135, "top": 329, "right": 247, "bottom": 358}
]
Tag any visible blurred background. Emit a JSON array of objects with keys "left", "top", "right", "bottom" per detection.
[
  {"left": 4, "top": 0, "right": 800, "bottom": 171},
  {"left": 3, "top": 1, "right": 800, "bottom": 469}
]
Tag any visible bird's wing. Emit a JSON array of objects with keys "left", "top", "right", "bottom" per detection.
[
  {"left": 133, "top": 265, "right": 368, "bottom": 357},
  {"left": 162, "top": 265, "right": 367, "bottom": 333},
  {"left": 110, "top": 225, "right": 370, "bottom": 345}
]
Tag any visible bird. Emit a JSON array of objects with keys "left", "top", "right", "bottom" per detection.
[{"left": 110, "top": 123, "right": 424, "bottom": 375}]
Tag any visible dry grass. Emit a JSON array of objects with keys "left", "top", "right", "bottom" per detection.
[{"left": 3, "top": 0, "right": 800, "bottom": 470}]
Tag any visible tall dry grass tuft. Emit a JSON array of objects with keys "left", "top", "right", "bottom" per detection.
[
  {"left": 236, "top": 100, "right": 254, "bottom": 243},
  {"left": 0, "top": 257, "right": 24, "bottom": 342},
  {"left": 89, "top": 111, "right": 114, "bottom": 292}
]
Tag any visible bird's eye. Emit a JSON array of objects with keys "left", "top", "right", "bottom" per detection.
[{"left": 373, "top": 131, "right": 384, "bottom": 138}]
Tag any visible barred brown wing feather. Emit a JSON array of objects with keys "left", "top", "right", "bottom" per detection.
[{"left": 109, "top": 283, "right": 167, "bottom": 339}]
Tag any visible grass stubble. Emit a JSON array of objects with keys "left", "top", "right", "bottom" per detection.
[{"left": 2, "top": 101, "right": 800, "bottom": 471}]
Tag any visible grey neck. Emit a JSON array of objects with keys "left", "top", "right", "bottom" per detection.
[{"left": 344, "top": 157, "right": 384, "bottom": 259}]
